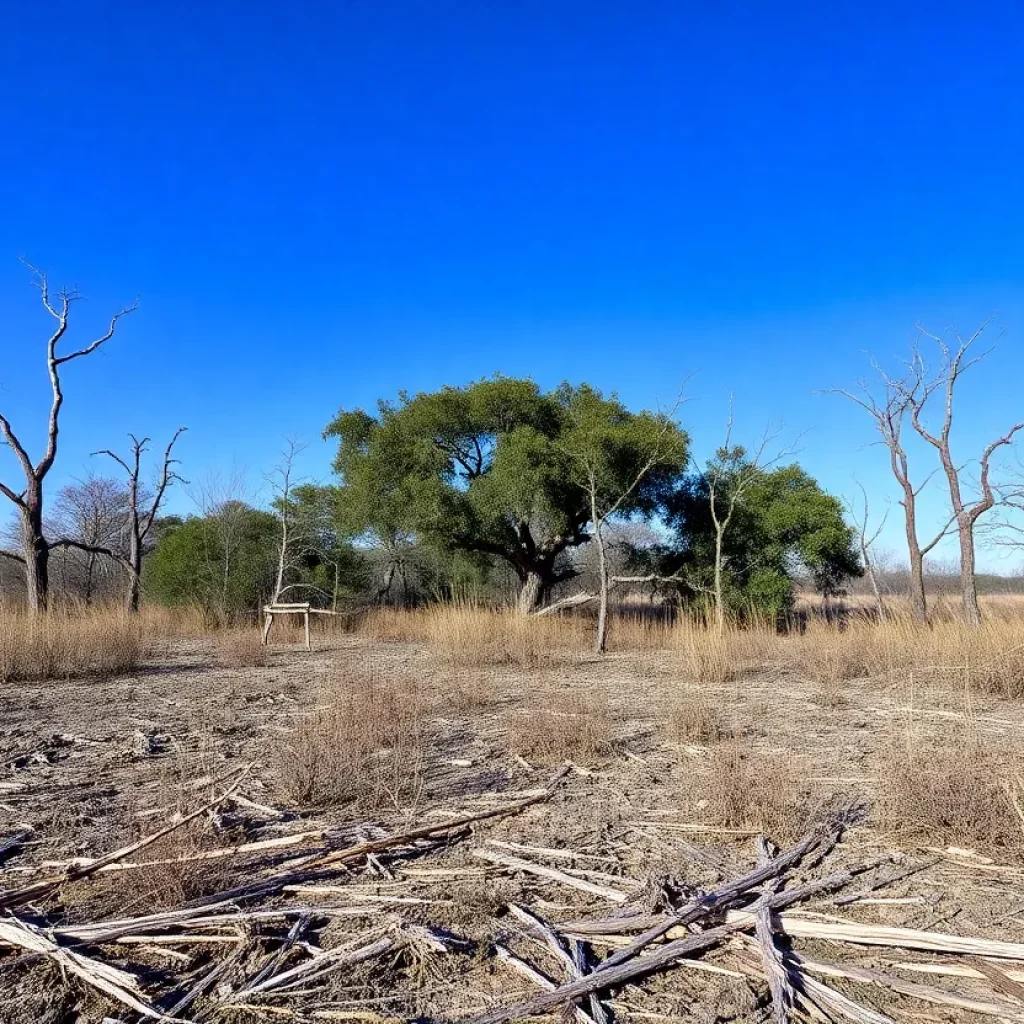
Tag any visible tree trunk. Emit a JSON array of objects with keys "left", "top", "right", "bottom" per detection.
[
  {"left": 713, "top": 526, "right": 726, "bottom": 635},
  {"left": 20, "top": 504, "right": 49, "bottom": 615},
  {"left": 125, "top": 566, "right": 141, "bottom": 614},
  {"left": 517, "top": 571, "right": 546, "bottom": 615},
  {"left": 900, "top": 486, "right": 928, "bottom": 624},
  {"left": 958, "top": 519, "right": 982, "bottom": 627},
  {"left": 594, "top": 525, "right": 609, "bottom": 654},
  {"left": 84, "top": 551, "right": 96, "bottom": 606}
]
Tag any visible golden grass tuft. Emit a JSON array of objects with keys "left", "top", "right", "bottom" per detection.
[
  {"left": 275, "top": 665, "right": 426, "bottom": 810},
  {"left": 0, "top": 606, "right": 149, "bottom": 683},
  {"left": 505, "top": 689, "right": 614, "bottom": 762},
  {"left": 421, "top": 601, "right": 588, "bottom": 667}
]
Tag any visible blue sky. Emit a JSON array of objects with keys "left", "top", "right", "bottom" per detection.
[{"left": 1, "top": 1, "right": 1023, "bottom": 569}]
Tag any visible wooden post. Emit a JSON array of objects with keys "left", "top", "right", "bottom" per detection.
[
  {"left": 261, "top": 607, "right": 274, "bottom": 645},
  {"left": 304, "top": 607, "right": 311, "bottom": 651}
]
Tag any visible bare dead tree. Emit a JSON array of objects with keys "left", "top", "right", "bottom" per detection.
[
  {"left": 49, "top": 474, "right": 132, "bottom": 604},
  {"left": 0, "top": 262, "right": 137, "bottom": 612},
  {"left": 265, "top": 437, "right": 328, "bottom": 606},
  {"left": 844, "top": 481, "right": 889, "bottom": 620},
  {"left": 888, "top": 322, "right": 1023, "bottom": 627},
  {"left": 829, "top": 368, "right": 955, "bottom": 624},
  {"left": 700, "top": 399, "right": 799, "bottom": 634},
  {"left": 51, "top": 429, "right": 186, "bottom": 612}
]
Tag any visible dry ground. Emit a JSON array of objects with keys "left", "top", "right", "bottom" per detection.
[{"left": 3, "top": 612, "right": 1024, "bottom": 1023}]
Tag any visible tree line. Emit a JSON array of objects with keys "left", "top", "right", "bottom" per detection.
[{"left": 2, "top": 264, "right": 1020, "bottom": 636}]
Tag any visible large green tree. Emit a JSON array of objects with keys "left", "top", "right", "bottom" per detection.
[
  {"left": 650, "top": 461, "right": 861, "bottom": 619},
  {"left": 325, "top": 378, "right": 689, "bottom": 612}
]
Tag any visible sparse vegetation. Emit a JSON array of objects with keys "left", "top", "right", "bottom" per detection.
[{"left": 275, "top": 666, "right": 426, "bottom": 810}]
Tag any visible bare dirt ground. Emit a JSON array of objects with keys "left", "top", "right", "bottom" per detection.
[{"left": 3, "top": 630, "right": 1024, "bottom": 1023}]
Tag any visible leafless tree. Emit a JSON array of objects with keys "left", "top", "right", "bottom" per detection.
[
  {"left": 51, "top": 429, "right": 187, "bottom": 612},
  {"left": 0, "top": 262, "right": 136, "bottom": 612},
  {"left": 844, "top": 481, "right": 889, "bottom": 620},
  {"left": 699, "top": 399, "right": 798, "bottom": 634},
  {"left": 557, "top": 387, "right": 687, "bottom": 654},
  {"left": 49, "top": 474, "right": 132, "bottom": 604},
  {"left": 265, "top": 437, "right": 324, "bottom": 605},
  {"left": 888, "top": 323, "right": 1023, "bottom": 626},
  {"left": 829, "top": 366, "right": 955, "bottom": 624}
]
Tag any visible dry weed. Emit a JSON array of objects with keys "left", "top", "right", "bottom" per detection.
[
  {"left": 702, "top": 741, "right": 814, "bottom": 843},
  {"left": 216, "top": 628, "right": 271, "bottom": 668},
  {"left": 276, "top": 666, "right": 426, "bottom": 810},
  {"left": 877, "top": 727, "right": 1024, "bottom": 857},
  {"left": 505, "top": 689, "right": 613, "bottom": 762},
  {"left": 666, "top": 689, "right": 727, "bottom": 745}
]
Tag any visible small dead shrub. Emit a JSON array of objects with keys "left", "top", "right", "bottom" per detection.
[
  {"left": 276, "top": 668, "right": 426, "bottom": 810},
  {"left": 666, "top": 690, "right": 727, "bottom": 745},
  {"left": 702, "top": 742, "right": 814, "bottom": 843},
  {"left": 217, "top": 629, "right": 271, "bottom": 668},
  {"left": 877, "top": 729, "right": 1024, "bottom": 857},
  {"left": 505, "top": 690, "right": 613, "bottom": 762}
]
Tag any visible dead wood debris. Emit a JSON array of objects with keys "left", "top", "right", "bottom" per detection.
[{"left": 3, "top": 776, "right": 1024, "bottom": 1024}]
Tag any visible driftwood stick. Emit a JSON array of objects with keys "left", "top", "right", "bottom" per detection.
[
  {"left": 595, "top": 810, "right": 854, "bottom": 971},
  {"left": 165, "top": 942, "right": 248, "bottom": 1017},
  {"left": 459, "top": 860, "right": 877, "bottom": 1024},
  {"left": 305, "top": 765, "right": 571, "bottom": 871},
  {"left": 473, "top": 849, "right": 628, "bottom": 902},
  {"left": 799, "top": 954, "right": 1024, "bottom": 1021},
  {"left": 0, "top": 916, "right": 170, "bottom": 1020},
  {"left": 753, "top": 837, "right": 796, "bottom": 1024},
  {"left": 0, "top": 765, "right": 253, "bottom": 910},
  {"left": 833, "top": 855, "right": 940, "bottom": 906},
  {"left": 230, "top": 912, "right": 312, "bottom": 999},
  {"left": 494, "top": 946, "right": 601, "bottom": 1024}
]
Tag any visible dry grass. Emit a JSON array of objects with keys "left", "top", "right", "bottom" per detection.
[
  {"left": 505, "top": 689, "right": 614, "bottom": 762},
  {"left": 216, "top": 628, "right": 271, "bottom": 668},
  {"left": 877, "top": 726, "right": 1024, "bottom": 857},
  {"left": 275, "top": 665, "right": 426, "bottom": 810},
  {"left": 789, "top": 613, "right": 1024, "bottom": 699},
  {"left": 666, "top": 688, "right": 727, "bottom": 745},
  {"left": 0, "top": 607, "right": 149, "bottom": 683},
  {"left": 421, "top": 602, "right": 588, "bottom": 667},
  {"left": 702, "top": 741, "right": 816, "bottom": 843}
]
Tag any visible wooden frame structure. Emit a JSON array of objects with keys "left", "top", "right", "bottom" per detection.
[{"left": 261, "top": 602, "right": 338, "bottom": 651}]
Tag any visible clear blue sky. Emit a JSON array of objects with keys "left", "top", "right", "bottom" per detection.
[{"left": 2, "top": 1, "right": 1023, "bottom": 569}]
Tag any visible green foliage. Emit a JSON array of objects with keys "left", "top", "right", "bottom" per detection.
[
  {"left": 145, "top": 502, "right": 279, "bottom": 616},
  {"left": 325, "top": 377, "right": 689, "bottom": 607},
  {"left": 652, "top": 461, "right": 861, "bottom": 617}
]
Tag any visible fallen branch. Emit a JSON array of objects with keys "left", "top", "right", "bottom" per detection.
[
  {"left": 473, "top": 849, "right": 629, "bottom": 902},
  {"left": 0, "top": 764, "right": 253, "bottom": 910},
  {"left": 0, "top": 916, "right": 171, "bottom": 1020},
  {"left": 458, "top": 859, "right": 879, "bottom": 1024}
]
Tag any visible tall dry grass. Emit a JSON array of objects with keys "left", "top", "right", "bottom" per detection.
[
  {"left": 0, "top": 606, "right": 148, "bottom": 683},
  {"left": 793, "top": 612, "right": 1024, "bottom": 698},
  {"left": 357, "top": 601, "right": 589, "bottom": 667}
]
